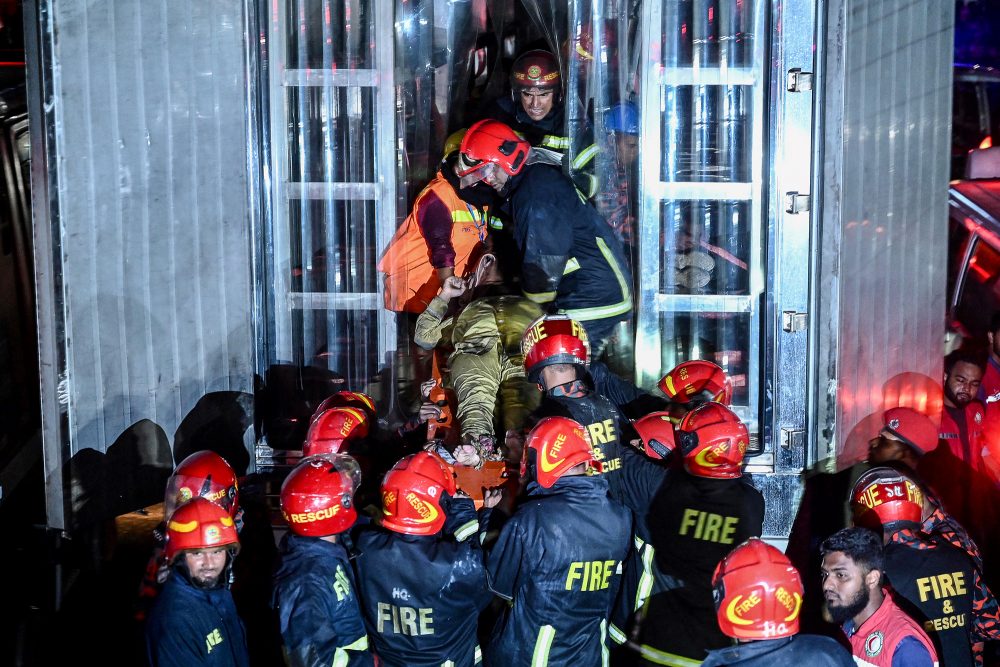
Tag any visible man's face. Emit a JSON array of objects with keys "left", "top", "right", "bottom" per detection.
[
  {"left": 867, "top": 430, "right": 910, "bottom": 464},
  {"left": 518, "top": 87, "right": 555, "bottom": 122},
  {"left": 615, "top": 133, "right": 640, "bottom": 166},
  {"left": 482, "top": 163, "right": 510, "bottom": 194},
  {"left": 820, "top": 551, "right": 873, "bottom": 624},
  {"left": 944, "top": 360, "right": 982, "bottom": 407},
  {"left": 184, "top": 547, "right": 229, "bottom": 589}
]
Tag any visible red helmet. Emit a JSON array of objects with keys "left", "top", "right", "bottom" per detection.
[
  {"left": 303, "top": 407, "right": 370, "bottom": 457},
  {"left": 521, "top": 314, "right": 590, "bottom": 384},
  {"left": 164, "top": 451, "right": 239, "bottom": 519},
  {"left": 526, "top": 416, "right": 597, "bottom": 488},
  {"left": 281, "top": 454, "right": 361, "bottom": 537},
  {"left": 313, "top": 391, "right": 376, "bottom": 422},
  {"left": 381, "top": 452, "right": 457, "bottom": 536},
  {"left": 458, "top": 119, "right": 531, "bottom": 186},
  {"left": 881, "top": 407, "right": 938, "bottom": 456},
  {"left": 712, "top": 538, "right": 803, "bottom": 640},
  {"left": 511, "top": 50, "right": 561, "bottom": 90},
  {"left": 851, "top": 466, "right": 924, "bottom": 533},
  {"left": 633, "top": 412, "right": 677, "bottom": 460},
  {"left": 678, "top": 403, "right": 749, "bottom": 479},
  {"left": 164, "top": 497, "right": 240, "bottom": 562},
  {"left": 659, "top": 360, "right": 733, "bottom": 406}
]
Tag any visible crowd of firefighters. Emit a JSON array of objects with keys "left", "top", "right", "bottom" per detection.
[{"left": 140, "top": 48, "right": 1000, "bottom": 667}]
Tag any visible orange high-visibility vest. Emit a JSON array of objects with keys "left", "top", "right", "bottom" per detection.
[{"left": 378, "top": 171, "right": 496, "bottom": 313}]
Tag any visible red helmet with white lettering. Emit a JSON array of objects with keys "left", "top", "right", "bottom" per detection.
[
  {"left": 164, "top": 497, "right": 240, "bottom": 562},
  {"left": 850, "top": 466, "right": 924, "bottom": 533},
  {"left": 303, "top": 407, "right": 370, "bottom": 457},
  {"left": 633, "top": 412, "right": 677, "bottom": 460},
  {"left": 659, "top": 360, "right": 733, "bottom": 407},
  {"left": 525, "top": 416, "right": 597, "bottom": 488},
  {"left": 280, "top": 454, "right": 362, "bottom": 537},
  {"left": 381, "top": 452, "right": 457, "bottom": 536},
  {"left": 458, "top": 119, "right": 531, "bottom": 188},
  {"left": 164, "top": 450, "right": 239, "bottom": 519},
  {"left": 712, "top": 538, "right": 803, "bottom": 640},
  {"left": 314, "top": 391, "right": 377, "bottom": 422},
  {"left": 678, "top": 403, "right": 749, "bottom": 479},
  {"left": 510, "top": 50, "right": 561, "bottom": 91},
  {"left": 521, "top": 314, "right": 590, "bottom": 384}
]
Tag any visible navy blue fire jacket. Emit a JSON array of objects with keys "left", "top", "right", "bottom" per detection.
[
  {"left": 486, "top": 475, "right": 631, "bottom": 667},
  {"left": 353, "top": 498, "right": 493, "bottom": 667},
  {"left": 503, "top": 162, "right": 632, "bottom": 326},
  {"left": 145, "top": 566, "right": 249, "bottom": 667},
  {"left": 271, "top": 533, "right": 373, "bottom": 667},
  {"left": 701, "top": 635, "right": 855, "bottom": 666}
]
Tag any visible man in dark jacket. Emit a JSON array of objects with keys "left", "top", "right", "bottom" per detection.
[
  {"left": 486, "top": 416, "right": 631, "bottom": 666},
  {"left": 145, "top": 497, "right": 249, "bottom": 667},
  {"left": 457, "top": 119, "right": 632, "bottom": 354},
  {"left": 272, "top": 454, "right": 373, "bottom": 667},
  {"left": 354, "top": 452, "right": 498, "bottom": 666},
  {"left": 702, "top": 538, "right": 853, "bottom": 666}
]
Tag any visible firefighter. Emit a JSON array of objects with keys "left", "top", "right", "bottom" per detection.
[
  {"left": 701, "top": 538, "right": 854, "bottom": 666},
  {"left": 138, "top": 450, "right": 242, "bottom": 620},
  {"left": 619, "top": 402, "right": 765, "bottom": 666},
  {"left": 595, "top": 101, "right": 640, "bottom": 249},
  {"left": 820, "top": 526, "right": 938, "bottom": 666},
  {"left": 353, "top": 451, "right": 499, "bottom": 666},
  {"left": 302, "top": 407, "right": 370, "bottom": 457},
  {"left": 850, "top": 466, "right": 1000, "bottom": 665},
  {"left": 458, "top": 120, "right": 632, "bottom": 353},
  {"left": 658, "top": 359, "right": 734, "bottom": 423},
  {"left": 272, "top": 454, "right": 373, "bottom": 667},
  {"left": 480, "top": 49, "right": 597, "bottom": 197},
  {"left": 377, "top": 137, "right": 503, "bottom": 315},
  {"left": 485, "top": 416, "right": 631, "bottom": 666},
  {"left": 145, "top": 497, "right": 248, "bottom": 667}
]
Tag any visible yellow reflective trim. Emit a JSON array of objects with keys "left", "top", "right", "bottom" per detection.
[
  {"left": 638, "top": 644, "right": 703, "bottom": 666},
  {"left": 541, "top": 134, "right": 571, "bottom": 150},
  {"left": 636, "top": 544, "right": 655, "bottom": 611},
  {"left": 531, "top": 625, "right": 556, "bottom": 667},
  {"left": 608, "top": 622, "right": 628, "bottom": 645},
  {"left": 454, "top": 520, "right": 478, "bottom": 542},
  {"left": 475, "top": 645, "right": 482, "bottom": 664},
  {"left": 601, "top": 619, "right": 610, "bottom": 667},
  {"left": 443, "top": 662, "right": 455, "bottom": 667},
  {"left": 572, "top": 144, "right": 598, "bottom": 169},
  {"left": 523, "top": 289, "right": 558, "bottom": 304},
  {"left": 563, "top": 237, "right": 633, "bottom": 322},
  {"left": 563, "top": 257, "right": 580, "bottom": 275}
]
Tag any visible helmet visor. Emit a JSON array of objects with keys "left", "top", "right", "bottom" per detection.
[{"left": 457, "top": 157, "right": 497, "bottom": 189}]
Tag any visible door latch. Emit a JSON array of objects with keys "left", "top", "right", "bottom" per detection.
[
  {"left": 782, "top": 310, "right": 808, "bottom": 333},
  {"left": 785, "top": 191, "right": 811, "bottom": 214},
  {"left": 786, "top": 68, "right": 814, "bottom": 92}
]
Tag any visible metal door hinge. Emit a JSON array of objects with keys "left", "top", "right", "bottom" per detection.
[
  {"left": 785, "top": 191, "right": 811, "bottom": 214},
  {"left": 781, "top": 427, "right": 806, "bottom": 450},
  {"left": 782, "top": 310, "right": 808, "bottom": 333},
  {"left": 786, "top": 68, "right": 814, "bottom": 92}
]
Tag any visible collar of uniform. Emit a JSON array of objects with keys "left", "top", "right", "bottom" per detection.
[
  {"left": 526, "top": 473, "right": 608, "bottom": 497},
  {"left": 706, "top": 637, "right": 795, "bottom": 662}
]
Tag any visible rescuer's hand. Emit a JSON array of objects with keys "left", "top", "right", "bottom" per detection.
[
  {"left": 482, "top": 488, "right": 502, "bottom": 509},
  {"left": 440, "top": 275, "right": 467, "bottom": 301}
]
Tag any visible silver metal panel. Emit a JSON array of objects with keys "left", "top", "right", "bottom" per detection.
[
  {"left": 815, "top": 0, "right": 953, "bottom": 469},
  {"left": 31, "top": 0, "right": 255, "bottom": 515}
]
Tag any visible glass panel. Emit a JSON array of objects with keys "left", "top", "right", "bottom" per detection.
[
  {"left": 286, "top": 87, "right": 377, "bottom": 184},
  {"left": 287, "top": 199, "right": 378, "bottom": 294},
  {"left": 660, "top": 200, "right": 750, "bottom": 295},
  {"left": 946, "top": 214, "right": 972, "bottom": 310},
  {"left": 285, "top": 0, "right": 374, "bottom": 69},
  {"left": 659, "top": 312, "right": 750, "bottom": 407},
  {"left": 956, "top": 238, "right": 1000, "bottom": 339}
]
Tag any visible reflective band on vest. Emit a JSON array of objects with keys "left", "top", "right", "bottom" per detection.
[{"left": 531, "top": 625, "right": 556, "bottom": 667}]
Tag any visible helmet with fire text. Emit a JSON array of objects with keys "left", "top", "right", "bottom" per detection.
[
  {"left": 280, "top": 454, "right": 361, "bottom": 537},
  {"left": 712, "top": 538, "right": 803, "bottom": 640},
  {"left": 164, "top": 450, "right": 239, "bottom": 520},
  {"left": 850, "top": 466, "right": 924, "bottom": 534},
  {"left": 510, "top": 50, "right": 561, "bottom": 92},
  {"left": 633, "top": 412, "right": 677, "bottom": 460},
  {"left": 458, "top": 119, "right": 531, "bottom": 189},
  {"left": 524, "top": 416, "right": 598, "bottom": 488},
  {"left": 313, "top": 391, "right": 377, "bottom": 422},
  {"left": 164, "top": 497, "right": 240, "bottom": 563},
  {"left": 303, "top": 407, "right": 370, "bottom": 457},
  {"left": 381, "top": 452, "right": 458, "bottom": 536},
  {"left": 659, "top": 360, "right": 734, "bottom": 407},
  {"left": 677, "top": 403, "right": 749, "bottom": 479},
  {"left": 521, "top": 314, "right": 590, "bottom": 384}
]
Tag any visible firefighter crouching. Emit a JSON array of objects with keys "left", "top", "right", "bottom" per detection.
[
  {"left": 485, "top": 416, "right": 631, "bottom": 666},
  {"left": 354, "top": 452, "right": 499, "bottom": 666},
  {"left": 272, "top": 454, "right": 374, "bottom": 667},
  {"left": 145, "top": 497, "right": 249, "bottom": 667}
]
